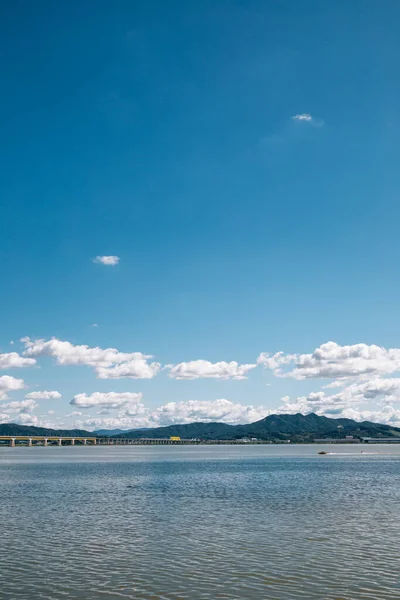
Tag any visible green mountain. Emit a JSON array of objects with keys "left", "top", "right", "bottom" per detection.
[
  {"left": 0, "top": 423, "right": 96, "bottom": 437},
  {"left": 1, "top": 413, "right": 400, "bottom": 441},
  {"left": 114, "top": 413, "right": 400, "bottom": 442}
]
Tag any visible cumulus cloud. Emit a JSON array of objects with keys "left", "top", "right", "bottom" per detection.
[
  {"left": 343, "top": 378, "right": 400, "bottom": 404},
  {"left": 0, "top": 352, "right": 36, "bottom": 369},
  {"left": 323, "top": 380, "right": 347, "bottom": 389},
  {"left": 13, "top": 413, "right": 39, "bottom": 426},
  {"left": 0, "top": 375, "right": 25, "bottom": 400},
  {"left": 277, "top": 391, "right": 349, "bottom": 417},
  {"left": 2, "top": 399, "right": 37, "bottom": 413},
  {"left": 74, "top": 398, "right": 269, "bottom": 431},
  {"left": 151, "top": 399, "right": 269, "bottom": 426},
  {"left": 276, "top": 377, "right": 400, "bottom": 422},
  {"left": 22, "top": 337, "right": 160, "bottom": 380},
  {"left": 22, "top": 337, "right": 132, "bottom": 366},
  {"left": 25, "top": 390, "right": 61, "bottom": 400},
  {"left": 0, "top": 405, "right": 58, "bottom": 428},
  {"left": 258, "top": 342, "right": 400, "bottom": 381},
  {"left": 257, "top": 352, "right": 296, "bottom": 371},
  {"left": 168, "top": 360, "right": 257, "bottom": 380},
  {"left": 77, "top": 415, "right": 151, "bottom": 431},
  {"left": 290, "top": 342, "right": 400, "bottom": 380},
  {"left": 63, "top": 375, "right": 400, "bottom": 431},
  {"left": 339, "top": 405, "right": 400, "bottom": 427},
  {"left": 277, "top": 391, "right": 400, "bottom": 427},
  {"left": 71, "top": 391, "right": 143, "bottom": 410},
  {"left": 93, "top": 255, "right": 120, "bottom": 266},
  {"left": 96, "top": 358, "right": 160, "bottom": 380},
  {"left": 13, "top": 336, "right": 400, "bottom": 430}
]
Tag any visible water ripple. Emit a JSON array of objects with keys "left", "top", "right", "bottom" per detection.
[{"left": 1, "top": 445, "right": 400, "bottom": 599}]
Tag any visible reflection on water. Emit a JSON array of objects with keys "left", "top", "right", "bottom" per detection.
[{"left": 1, "top": 445, "right": 400, "bottom": 599}]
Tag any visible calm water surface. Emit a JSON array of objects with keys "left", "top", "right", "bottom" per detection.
[{"left": 1, "top": 444, "right": 400, "bottom": 600}]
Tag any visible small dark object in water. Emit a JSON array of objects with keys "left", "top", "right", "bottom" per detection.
[{"left": 318, "top": 451, "right": 328, "bottom": 455}]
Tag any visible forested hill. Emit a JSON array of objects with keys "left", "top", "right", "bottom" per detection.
[
  {"left": 114, "top": 412, "right": 400, "bottom": 442},
  {"left": 1, "top": 413, "right": 400, "bottom": 441},
  {"left": 0, "top": 423, "right": 95, "bottom": 437}
]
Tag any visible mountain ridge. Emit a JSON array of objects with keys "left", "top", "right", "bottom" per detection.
[
  {"left": 0, "top": 424, "right": 96, "bottom": 437},
  {"left": 1, "top": 413, "right": 400, "bottom": 441},
  {"left": 113, "top": 412, "right": 400, "bottom": 441}
]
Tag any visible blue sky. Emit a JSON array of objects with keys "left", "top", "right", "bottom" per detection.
[{"left": 1, "top": 0, "right": 400, "bottom": 430}]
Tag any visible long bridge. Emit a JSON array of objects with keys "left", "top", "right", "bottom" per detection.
[
  {"left": 0, "top": 436, "right": 263, "bottom": 447},
  {"left": 0, "top": 436, "right": 98, "bottom": 447}
]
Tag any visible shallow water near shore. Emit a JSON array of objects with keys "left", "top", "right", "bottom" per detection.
[{"left": 1, "top": 444, "right": 400, "bottom": 599}]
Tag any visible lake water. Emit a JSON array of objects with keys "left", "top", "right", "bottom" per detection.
[{"left": 1, "top": 444, "right": 400, "bottom": 599}]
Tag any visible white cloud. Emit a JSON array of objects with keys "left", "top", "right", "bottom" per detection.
[
  {"left": 290, "top": 342, "right": 400, "bottom": 380},
  {"left": 0, "top": 407, "right": 59, "bottom": 428},
  {"left": 2, "top": 399, "right": 37, "bottom": 413},
  {"left": 66, "top": 381, "right": 400, "bottom": 431},
  {"left": 291, "top": 113, "right": 313, "bottom": 121},
  {"left": 75, "top": 398, "right": 269, "bottom": 431},
  {"left": 91, "top": 323, "right": 98, "bottom": 327},
  {"left": 277, "top": 393, "right": 400, "bottom": 427},
  {"left": 71, "top": 391, "right": 143, "bottom": 410},
  {"left": 152, "top": 399, "right": 269, "bottom": 426},
  {"left": 277, "top": 391, "right": 348, "bottom": 417},
  {"left": 96, "top": 358, "right": 160, "bottom": 380},
  {"left": 12, "top": 337, "right": 400, "bottom": 431},
  {"left": 13, "top": 413, "right": 39, "bottom": 426},
  {"left": 276, "top": 377, "right": 400, "bottom": 421},
  {"left": 343, "top": 378, "right": 400, "bottom": 404},
  {"left": 47, "top": 410, "right": 55, "bottom": 415},
  {"left": 0, "top": 375, "right": 25, "bottom": 400},
  {"left": 78, "top": 415, "right": 150, "bottom": 431},
  {"left": 25, "top": 390, "right": 61, "bottom": 400},
  {"left": 339, "top": 405, "right": 400, "bottom": 427},
  {"left": 93, "top": 255, "right": 120, "bottom": 266},
  {"left": 323, "top": 380, "right": 347, "bottom": 389},
  {"left": 257, "top": 352, "right": 296, "bottom": 371},
  {"left": 258, "top": 342, "right": 400, "bottom": 381},
  {"left": 22, "top": 337, "right": 132, "bottom": 366},
  {"left": 0, "top": 352, "right": 36, "bottom": 369},
  {"left": 168, "top": 360, "right": 257, "bottom": 380},
  {"left": 22, "top": 337, "right": 160, "bottom": 380}
]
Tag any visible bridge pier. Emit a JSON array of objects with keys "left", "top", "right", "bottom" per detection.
[
  {"left": 9, "top": 438, "right": 15, "bottom": 447},
  {"left": 28, "top": 439, "right": 32, "bottom": 447},
  {"left": 57, "top": 438, "right": 62, "bottom": 446},
  {"left": 71, "top": 439, "right": 75, "bottom": 446},
  {"left": 44, "top": 438, "right": 48, "bottom": 446},
  {"left": 83, "top": 439, "right": 87, "bottom": 445}
]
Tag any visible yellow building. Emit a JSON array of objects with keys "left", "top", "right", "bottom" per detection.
[{"left": 170, "top": 436, "right": 181, "bottom": 441}]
